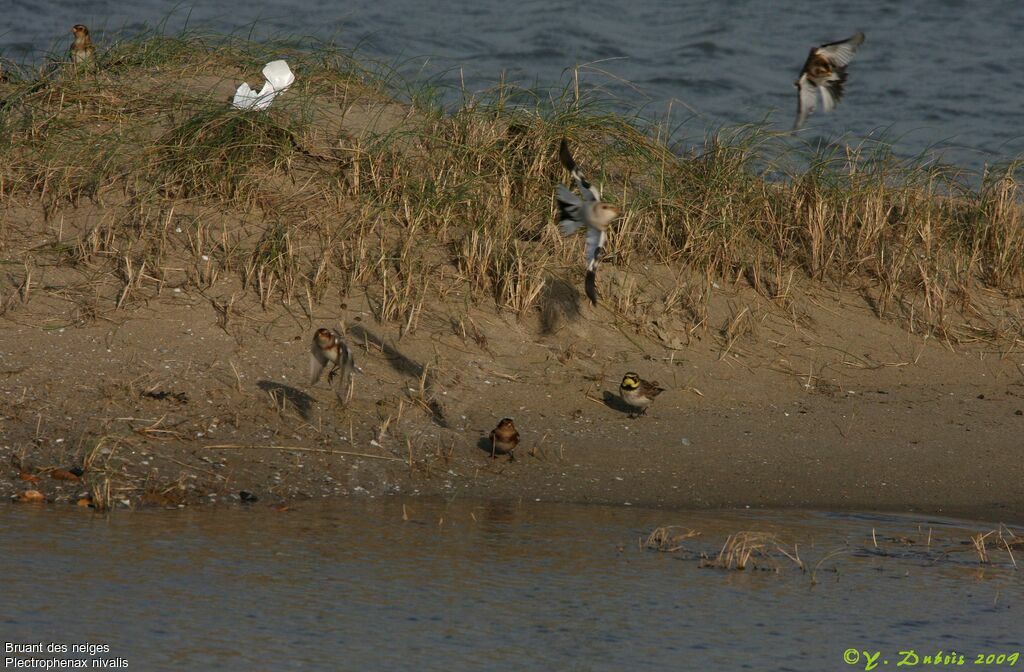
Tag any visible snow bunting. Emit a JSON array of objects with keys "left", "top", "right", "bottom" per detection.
[
  {"left": 793, "top": 31, "right": 865, "bottom": 129},
  {"left": 309, "top": 327, "right": 357, "bottom": 402},
  {"left": 232, "top": 60, "right": 295, "bottom": 111},
  {"left": 489, "top": 418, "right": 520, "bottom": 460},
  {"left": 556, "top": 139, "right": 621, "bottom": 306},
  {"left": 619, "top": 372, "right": 664, "bottom": 417},
  {"left": 70, "top": 25, "right": 95, "bottom": 65}
]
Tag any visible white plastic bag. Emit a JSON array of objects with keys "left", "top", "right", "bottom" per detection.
[{"left": 232, "top": 60, "right": 295, "bottom": 111}]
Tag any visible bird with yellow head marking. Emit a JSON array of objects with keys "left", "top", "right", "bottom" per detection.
[{"left": 619, "top": 372, "right": 664, "bottom": 417}]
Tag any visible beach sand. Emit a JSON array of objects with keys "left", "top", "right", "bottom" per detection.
[
  {"left": 2, "top": 272, "right": 1021, "bottom": 522},
  {"left": 1, "top": 39, "right": 1021, "bottom": 521}
]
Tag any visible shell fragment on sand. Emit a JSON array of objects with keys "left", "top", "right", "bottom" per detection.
[{"left": 232, "top": 60, "right": 295, "bottom": 111}]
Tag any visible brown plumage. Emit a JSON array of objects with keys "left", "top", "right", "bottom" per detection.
[
  {"left": 619, "top": 371, "right": 665, "bottom": 417},
  {"left": 13, "top": 489, "right": 45, "bottom": 503},
  {"left": 489, "top": 418, "right": 520, "bottom": 460},
  {"left": 49, "top": 467, "right": 84, "bottom": 482},
  {"left": 793, "top": 31, "right": 865, "bottom": 129},
  {"left": 70, "top": 25, "right": 95, "bottom": 65},
  {"left": 309, "top": 327, "right": 357, "bottom": 403}
]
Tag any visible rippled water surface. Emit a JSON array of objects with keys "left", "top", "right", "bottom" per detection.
[
  {"left": 1, "top": 501, "right": 1020, "bottom": 670},
  {"left": 2, "top": 0, "right": 1023, "bottom": 171}
]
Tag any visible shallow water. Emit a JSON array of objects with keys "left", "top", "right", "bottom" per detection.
[
  {"left": 2, "top": 0, "right": 1023, "bottom": 172},
  {"left": 1, "top": 500, "right": 1020, "bottom": 670}
]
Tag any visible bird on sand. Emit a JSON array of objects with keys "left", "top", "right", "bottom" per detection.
[
  {"left": 69, "top": 25, "right": 95, "bottom": 65},
  {"left": 488, "top": 418, "right": 520, "bottom": 460},
  {"left": 793, "top": 31, "right": 865, "bottom": 129},
  {"left": 309, "top": 327, "right": 357, "bottom": 402},
  {"left": 555, "top": 138, "right": 622, "bottom": 306},
  {"left": 619, "top": 372, "right": 665, "bottom": 417}
]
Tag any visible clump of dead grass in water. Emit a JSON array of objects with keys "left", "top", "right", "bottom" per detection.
[
  {"left": 969, "top": 525, "right": 1021, "bottom": 568},
  {"left": 701, "top": 531, "right": 804, "bottom": 572},
  {"left": 645, "top": 525, "right": 700, "bottom": 552}
]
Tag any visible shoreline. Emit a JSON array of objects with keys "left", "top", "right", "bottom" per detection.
[
  {"left": 1, "top": 33, "right": 1022, "bottom": 525},
  {"left": 3, "top": 287, "right": 1022, "bottom": 525}
]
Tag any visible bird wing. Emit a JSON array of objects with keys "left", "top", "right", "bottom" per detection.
[
  {"left": 647, "top": 381, "right": 665, "bottom": 396},
  {"left": 580, "top": 176, "right": 601, "bottom": 203},
  {"left": 585, "top": 270, "right": 599, "bottom": 306},
  {"left": 558, "top": 139, "right": 601, "bottom": 202},
  {"left": 331, "top": 331, "right": 357, "bottom": 403},
  {"left": 584, "top": 226, "right": 606, "bottom": 271},
  {"left": 309, "top": 339, "right": 331, "bottom": 385},
  {"left": 556, "top": 185, "right": 585, "bottom": 236},
  {"left": 583, "top": 227, "right": 606, "bottom": 306},
  {"left": 817, "top": 31, "right": 864, "bottom": 67},
  {"left": 558, "top": 138, "right": 576, "bottom": 173},
  {"left": 820, "top": 74, "right": 838, "bottom": 112},
  {"left": 822, "top": 67, "right": 850, "bottom": 112},
  {"left": 793, "top": 74, "right": 818, "bottom": 129},
  {"left": 309, "top": 352, "right": 328, "bottom": 385}
]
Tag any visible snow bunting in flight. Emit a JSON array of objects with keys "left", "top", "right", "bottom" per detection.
[
  {"left": 555, "top": 139, "right": 621, "bottom": 306},
  {"left": 793, "top": 31, "right": 865, "bottom": 129},
  {"left": 309, "top": 327, "right": 357, "bottom": 402}
]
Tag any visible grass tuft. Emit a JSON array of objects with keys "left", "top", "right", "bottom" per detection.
[{"left": 0, "top": 30, "right": 1021, "bottom": 340}]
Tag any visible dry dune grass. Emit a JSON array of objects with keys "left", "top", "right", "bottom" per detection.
[{"left": 0, "top": 31, "right": 1022, "bottom": 346}]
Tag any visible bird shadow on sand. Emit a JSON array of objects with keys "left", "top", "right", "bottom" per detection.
[
  {"left": 602, "top": 390, "right": 636, "bottom": 416},
  {"left": 476, "top": 435, "right": 515, "bottom": 461},
  {"left": 476, "top": 436, "right": 494, "bottom": 456},
  {"left": 257, "top": 380, "right": 315, "bottom": 420},
  {"left": 348, "top": 324, "right": 449, "bottom": 428},
  {"left": 538, "top": 275, "right": 582, "bottom": 335}
]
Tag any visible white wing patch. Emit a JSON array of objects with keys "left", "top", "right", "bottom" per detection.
[
  {"left": 578, "top": 173, "right": 601, "bottom": 203},
  {"left": 820, "top": 77, "right": 838, "bottom": 112},
  {"left": 818, "top": 31, "right": 864, "bottom": 68},
  {"left": 794, "top": 74, "right": 818, "bottom": 129}
]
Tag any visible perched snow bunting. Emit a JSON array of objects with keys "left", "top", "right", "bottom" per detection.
[
  {"left": 309, "top": 327, "right": 357, "bottom": 402},
  {"left": 489, "top": 418, "right": 520, "bottom": 460},
  {"left": 793, "top": 31, "right": 865, "bottom": 129},
  {"left": 232, "top": 60, "right": 295, "bottom": 111},
  {"left": 555, "top": 139, "right": 621, "bottom": 306},
  {"left": 70, "top": 25, "right": 95, "bottom": 65}
]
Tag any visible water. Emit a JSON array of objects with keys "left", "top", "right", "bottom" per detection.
[
  {"left": 2, "top": 1, "right": 1023, "bottom": 172},
  {"left": 1, "top": 500, "right": 1020, "bottom": 670}
]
